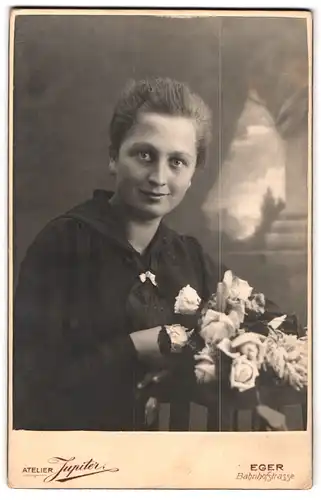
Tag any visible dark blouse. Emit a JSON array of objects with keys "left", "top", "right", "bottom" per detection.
[{"left": 13, "top": 190, "right": 225, "bottom": 431}]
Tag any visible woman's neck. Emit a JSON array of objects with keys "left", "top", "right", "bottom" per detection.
[
  {"left": 126, "top": 218, "right": 161, "bottom": 254},
  {"left": 109, "top": 195, "right": 162, "bottom": 254}
]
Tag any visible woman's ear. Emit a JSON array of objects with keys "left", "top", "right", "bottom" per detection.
[
  {"left": 109, "top": 145, "right": 118, "bottom": 175},
  {"left": 109, "top": 158, "right": 117, "bottom": 175}
]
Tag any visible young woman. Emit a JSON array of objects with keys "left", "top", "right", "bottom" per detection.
[{"left": 13, "top": 77, "right": 278, "bottom": 431}]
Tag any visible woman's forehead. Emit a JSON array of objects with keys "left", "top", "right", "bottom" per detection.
[{"left": 123, "top": 112, "right": 197, "bottom": 156}]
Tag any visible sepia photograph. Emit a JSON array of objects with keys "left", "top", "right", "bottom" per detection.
[{"left": 8, "top": 8, "right": 312, "bottom": 488}]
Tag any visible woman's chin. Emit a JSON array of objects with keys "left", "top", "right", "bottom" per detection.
[
  {"left": 137, "top": 206, "right": 169, "bottom": 220},
  {"left": 130, "top": 199, "right": 172, "bottom": 220}
]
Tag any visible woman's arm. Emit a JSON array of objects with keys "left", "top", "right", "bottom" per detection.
[{"left": 13, "top": 218, "right": 158, "bottom": 429}]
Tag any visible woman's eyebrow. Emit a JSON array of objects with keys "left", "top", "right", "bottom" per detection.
[
  {"left": 169, "top": 150, "right": 194, "bottom": 160},
  {"left": 128, "top": 142, "right": 157, "bottom": 151}
]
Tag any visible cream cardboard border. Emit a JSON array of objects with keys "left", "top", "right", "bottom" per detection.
[{"left": 7, "top": 8, "right": 313, "bottom": 489}]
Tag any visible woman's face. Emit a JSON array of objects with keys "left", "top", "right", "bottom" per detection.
[{"left": 110, "top": 112, "right": 198, "bottom": 220}]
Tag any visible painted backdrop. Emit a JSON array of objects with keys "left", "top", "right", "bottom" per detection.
[{"left": 13, "top": 14, "right": 309, "bottom": 325}]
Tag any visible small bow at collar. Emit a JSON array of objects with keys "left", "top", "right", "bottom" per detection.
[{"left": 139, "top": 271, "right": 157, "bottom": 287}]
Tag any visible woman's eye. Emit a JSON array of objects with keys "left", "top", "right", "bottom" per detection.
[
  {"left": 137, "top": 151, "right": 152, "bottom": 162},
  {"left": 170, "top": 158, "right": 185, "bottom": 169}
]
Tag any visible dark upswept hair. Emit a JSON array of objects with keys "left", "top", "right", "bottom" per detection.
[{"left": 109, "top": 77, "right": 212, "bottom": 169}]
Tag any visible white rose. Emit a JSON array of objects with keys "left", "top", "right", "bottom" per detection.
[
  {"left": 223, "top": 270, "right": 253, "bottom": 301},
  {"left": 263, "top": 331, "right": 308, "bottom": 391},
  {"left": 199, "top": 309, "right": 235, "bottom": 346},
  {"left": 165, "top": 324, "right": 190, "bottom": 353},
  {"left": 245, "top": 293, "right": 266, "bottom": 315},
  {"left": 230, "top": 356, "right": 259, "bottom": 392},
  {"left": 174, "top": 285, "right": 201, "bottom": 315},
  {"left": 194, "top": 347, "right": 216, "bottom": 384}
]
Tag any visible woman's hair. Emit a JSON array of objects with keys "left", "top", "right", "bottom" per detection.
[{"left": 109, "top": 77, "right": 212, "bottom": 169}]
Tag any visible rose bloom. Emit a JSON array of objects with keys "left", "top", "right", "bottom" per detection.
[
  {"left": 245, "top": 293, "right": 266, "bottom": 315},
  {"left": 174, "top": 285, "right": 201, "bottom": 315},
  {"left": 194, "top": 346, "right": 216, "bottom": 384},
  {"left": 165, "top": 324, "right": 190, "bottom": 353},
  {"left": 223, "top": 270, "right": 253, "bottom": 302},
  {"left": 226, "top": 301, "right": 246, "bottom": 329},
  {"left": 230, "top": 356, "right": 259, "bottom": 392},
  {"left": 199, "top": 309, "right": 235, "bottom": 346}
]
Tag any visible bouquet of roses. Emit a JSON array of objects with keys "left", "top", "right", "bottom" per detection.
[{"left": 138, "top": 270, "right": 308, "bottom": 426}]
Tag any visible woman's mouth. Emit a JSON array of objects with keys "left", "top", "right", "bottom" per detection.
[{"left": 139, "top": 190, "right": 168, "bottom": 201}]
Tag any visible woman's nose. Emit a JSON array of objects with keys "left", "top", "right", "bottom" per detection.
[{"left": 147, "top": 160, "right": 167, "bottom": 186}]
